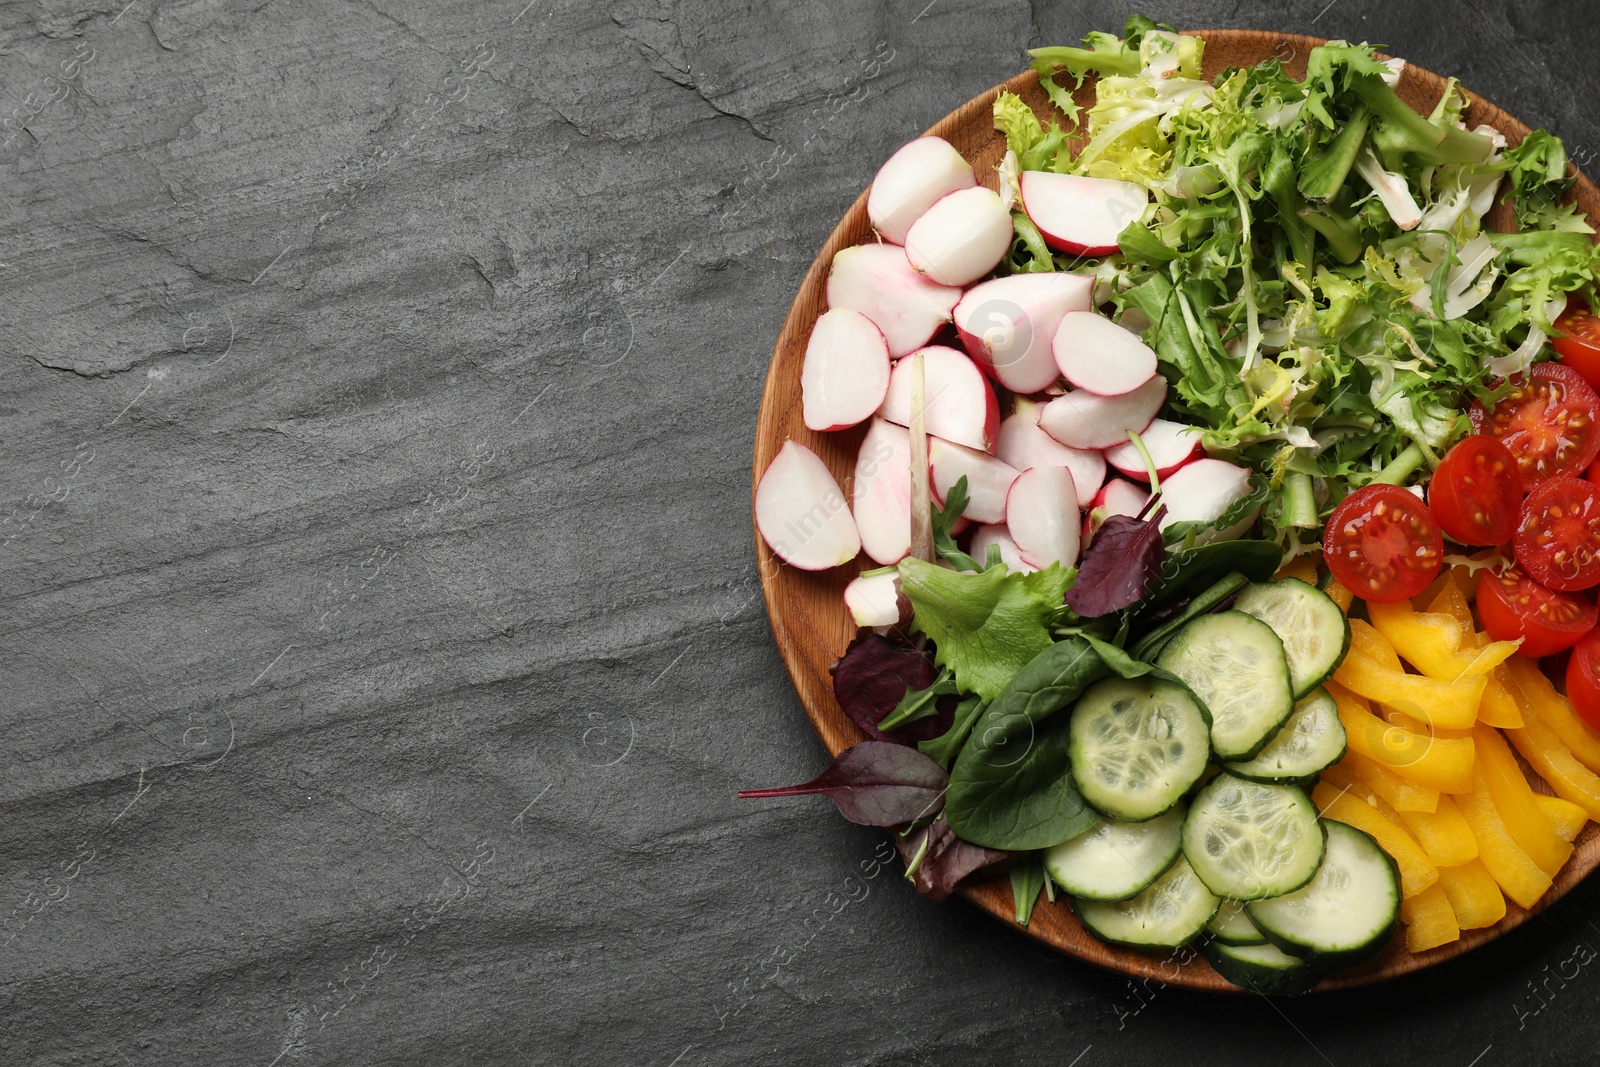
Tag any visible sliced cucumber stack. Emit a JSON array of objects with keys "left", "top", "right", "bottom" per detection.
[
  {"left": 1182, "top": 773, "right": 1324, "bottom": 900},
  {"left": 1205, "top": 899, "right": 1267, "bottom": 946},
  {"left": 1233, "top": 579, "right": 1351, "bottom": 698},
  {"left": 1155, "top": 611, "right": 1294, "bottom": 762},
  {"left": 1044, "top": 807, "right": 1185, "bottom": 901},
  {"left": 1246, "top": 821, "right": 1400, "bottom": 971},
  {"left": 1074, "top": 855, "right": 1220, "bottom": 950},
  {"left": 1224, "top": 689, "right": 1347, "bottom": 784},
  {"left": 1068, "top": 677, "right": 1210, "bottom": 821},
  {"left": 1204, "top": 939, "right": 1320, "bottom": 996}
]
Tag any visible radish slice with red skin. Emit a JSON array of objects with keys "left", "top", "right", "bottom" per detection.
[
  {"left": 853, "top": 418, "right": 914, "bottom": 565},
  {"left": 970, "top": 524, "right": 1037, "bottom": 573},
  {"left": 1006, "top": 466, "right": 1081, "bottom": 569},
  {"left": 867, "top": 137, "right": 977, "bottom": 245},
  {"left": 1156, "top": 458, "right": 1256, "bottom": 538},
  {"left": 878, "top": 346, "right": 999, "bottom": 452},
  {"left": 844, "top": 570, "right": 905, "bottom": 627},
  {"left": 1038, "top": 376, "right": 1166, "bottom": 450},
  {"left": 1104, "top": 419, "right": 1205, "bottom": 481},
  {"left": 1019, "top": 171, "right": 1149, "bottom": 256},
  {"left": 801, "top": 309, "right": 892, "bottom": 432},
  {"left": 928, "top": 437, "right": 1019, "bottom": 524},
  {"left": 755, "top": 441, "right": 862, "bottom": 570},
  {"left": 954, "top": 273, "right": 1095, "bottom": 394},
  {"left": 995, "top": 408, "right": 1106, "bottom": 507},
  {"left": 1082, "top": 478, "right": 1152, "bottom": 546},
  {"left": 905, "top": 186, "right": 1012, "bottom": 287},
  {"left": 827, "top": 244, "right": 962, "bottom": 359},
  {"left": 1052, "top": 311, "right": 1159, "bottom": 397}
]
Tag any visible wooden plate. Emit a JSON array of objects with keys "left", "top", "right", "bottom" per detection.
[{"left": 752, "top": 29, "right": 1600, "bottom": 992}]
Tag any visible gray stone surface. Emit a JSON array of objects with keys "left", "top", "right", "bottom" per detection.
[{"left": 3, "top": 0, "right": 1599, "bottom": 1063}]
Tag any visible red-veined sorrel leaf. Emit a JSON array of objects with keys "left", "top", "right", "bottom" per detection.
[
  {"left": 908, "top": 814, "right": 1008, "bottom": 901},
  {"left": 1064, "top": 504, "right": 1168, "bottom": 617},
  {"left": 832, "top": 633, "right": 953, "bottom": 742},
  {"left": 737, "top": 741, "right": 948, "bottom": 827}
]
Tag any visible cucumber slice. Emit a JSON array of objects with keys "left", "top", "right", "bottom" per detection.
[
  {"left": 1068, "top": 676, "right": 1211, "bottom": 821},
  {"left": 1044, "top": 807, "right": 1185, "bottom": 901},
  {"left": 1223, "top": 689, "right": 1347, "bottom": 784},
  {"left": 1181, "top": 773, "right": 1324, "bottom": 900},
  {"left": 1073, "top": 855, "right": 1220, "bottom": 950},
  {"left": 1233, "top": 578, "right": 1350, "bottom": 698},
  {"left": 1204, "top": 939, "right": 1319, "bottom": 996},
  {"left": 1156, "top": 611, "right": 1295, "bottom": 761},
  {"left": 1246, "top": 821, "right": 1401, "bottom": 971},
  {"left": 1205, "top": 899, "right": 1267, "bottom": 946}
]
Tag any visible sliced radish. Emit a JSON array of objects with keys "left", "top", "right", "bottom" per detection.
[
  {"left": 954, "top": 273, "right": 1094, "bottom": 394},
  {"left": 1038, "top": 375, "right": 1166, "bottom": 450},
  {"left": 970, "top": 524, "right": 1037, "bottom": 573},
  {"left": 1083, "top": 478, "right": 1152, "bottom": 546},
  {"left": 755, "top": 441, "right": 861, "bottom": 570},
  {"left": 1019, "top": 171, "right": 1148, "bottom": 256},
  {"left": 827, "top": 244, "right": 962, "bottom": 359},
  {"left": 801, "top": 308, "right": 891, "bottom": 432},
  {"left": 1006, "top": 466, "right": 1081, "bottom": 569},
  {"left": 904, "top": 186, "right": 1012, "bottom": 287},
  {"left": 1052, "top": 312, "right": 1158, "bottom": 397},
  {"left": 928, "top": 437, "right": 1019, "bottom": 524},
  {"left": 1157, "top": 459, "right": 1257, "bottom": 540},
  {"left": 867, "top": 137, "right": 977, "bottom": 245},
  {"left": 878, "top": 346, "right": 999, "bottom": 452},
  {"left": 853, "top": 418, "right": 913, "bottom": 565},
  {"left": 844, "top": 570, "right": 905, "bottom": 627},
  {"left": 995, "top": 407, "right": 1106, "bottom": 507},
  {"left": 1104, "top": 419, "right": 1205, "bottom": 481}
]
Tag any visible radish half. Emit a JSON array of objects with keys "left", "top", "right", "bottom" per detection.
[
  {"left": 844, "top": 570, "right": 905, "bottom": 627},
  {"left": 1005, "top": 466, "right": 1081, "bottom": 569},
  {"left": 1083, "top": 478, "right": 1152, "bottom": 546},
  {"left": 801, "top": 308, "right": 892, "bottom": 432},
  {"left": 1157, "top": 459, "right": 1257, "bottom": 540},
  {"left": 1019, "top": 171, "right": 1149, "bottom": 256},
  {"left": 1051, "top": 311, "right": 1158, "bottom": 397},
  {"left": 755, "top": 441, "right": 861, "bottom": 570},
  {"left": 1104, "top": 418, "right": 1205, "bottom": 481},
  {"left": 954, "top": 272, "right": 1094, "bottom": 394},
  {"left": 970, "top": 524, "right": 1037, "bottom": 573},
  {"left": 878, "top": 345, "right": 999, "bottom": 452},
  {"left": 995, "top": 400, "right": 1106, "bottom": 507},
  {"left": 1038, "top": 375, "right": 1166, "bottom": 450},
  {"left": 853, "top": 418, "right": 914, "bottom": 565},
  {"left": 904, "top": 186, "right": 1012, "bottom": 287},
  {"left": 867, "top": 137, "right": 977, "bottom": 245},
  {"left": 827, "top": 244, "right": 962, "bottom": 359},
  {"left": 928, "top": 437, "right": 1019, "bottom": 524}
]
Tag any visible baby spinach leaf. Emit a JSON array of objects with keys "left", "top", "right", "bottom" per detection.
[
  {"left": 737, "top": 742, "right": 947, "bottom": 827},
  {"left": 1137, "top": 538, "right": 1284, "bottom": 615},
  {"left": 1064, "top": 505, "right": 1168, "bottom": 617},
  {"left": 917, "top": 695, "right": 987, "bottom": 770},
  {"left": 906, "top": 814, "right": 1008, "bottom": 901}
]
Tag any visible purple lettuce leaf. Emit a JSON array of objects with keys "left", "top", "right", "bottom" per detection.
[
  {"left": 1064, "top": 505, "right": 1169, "bottom": 618},
  {"left": 737, "top": 741, "right": 948, "bottom": 827}
]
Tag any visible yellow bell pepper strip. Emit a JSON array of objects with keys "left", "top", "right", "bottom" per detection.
[
  {"left": 1437, "top": 860, "right": 1508, "bottom": 930},
  {"left": 1413, "top": 573, "right": 1525, "bottom": 728},
  {"left": 1276, "top": 554, "right": 1319, "bottom": 585},
  {"left": 1506, "top": 709, "right": 1600, "bottom": 821},
  {"left": 1347, "top": 618, "right": 1402, "bottom": 670},
  {"left": 1425, "top": 572, "right": 1474, "bottom": 627},
  {"left": 1400, "top": 883, "right": 1461, "bottom": 952},
  {"left": 1454, "top": 770, "right": 1554, "bottom": 909},
  {"left": 1385, "top": 707, "right": 1472, "bottom": 741},
  {"left": 1337, "top": 750, "right": 1440, "bottom": 812},
  {"left": 1334, "top": 645, "right": 1486, "bottom": 730},
  {"left": 1472, "top": 726, "right": 1573, "bottom": 877},
  {"left": 1326, "top": 576, "right": 1353, "bottom": 613},
  {"left": 1477, "top": 668, "right": 1525, "bottom": 730},
  {"left": 1313, "top": 781, "right": 1439, "bottom": 898},
  {"left": 1367, "top": 599, "right": 1519, "bottom": 681},
  {"left": 1326, "top": 681, "right": 1476, "bottom": 794},
  {"left": 1506, "top": 657, "right": 1600, "bottom": 774},
  {"left": 1533, "top": 794, "right": 1590, "bottom": 843},
  {"left": 1396, "top": 795, "right": 1479, "bottom": 867}
]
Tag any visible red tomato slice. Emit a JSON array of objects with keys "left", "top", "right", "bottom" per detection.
[
  {"left": 1427, "top": 435, "right": 1522, "bottom": 546},
  {"left": 1553, "top": 297, "right": 1600, "bottom": 392},
  {"left": 1324, "top": 483, "right": 1443, "bottom": 603},
  {"left": 1514, "top": 476, "right": 1600, "bottom": 591},
  {"left": 1476, "top": 564, "right": 1599, "bottom": 658},
  {"left": 1566, "top": 629, "right": 1600, "bottom": 730},
  {"left": 1470, "top": 363, "right": 1600, "bottom": 488}
]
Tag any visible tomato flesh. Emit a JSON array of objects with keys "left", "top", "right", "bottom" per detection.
[
  {"left": 1553, "top": 298, "right": 1600, "bottom": 392},
  {"left": 1476, "top": 564, "right": 1598, "bottom": 658},
  {"left": 1514, "top": 476, "right": 1600, "bottom": 592},
  {"left": 1470, "top": 363, "right": 1600, "bottom": 488},
  {"left": 1566, "top": 629, "right": 1600, "bottom": 730},
  {"left": 1427, "top": 435, "right": 1522, "bottom": 546},
  {"left": 1324, "top": 484, "right": 1443, "bottom": 603}
]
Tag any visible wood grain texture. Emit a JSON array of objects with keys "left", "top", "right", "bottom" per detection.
[{"left": 752, "top": 30, "right": 1600, "bottom": 994}]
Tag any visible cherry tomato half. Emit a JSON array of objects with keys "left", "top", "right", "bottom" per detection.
[
  {"left": 1470, "top": 362, "right": 1600, "bottom": 488},
  {"left": 1566, "top": 628, "right": 1600, "bottom": 730},
  {"left": 1427, "top": 435, "right": 1523, "bottom": 546},
  {"left": 1325, "top": 483, "right": 1444, "bottom": 603},
  {"left": 1476, "top": 564, "right": 1599, "bottom": 658},
  {"left": 1553, "top": 297, "right": 1600, "bottom": 392},
  {"left": 1514, "top": 476, "right": 1600, "bottom": 591}
]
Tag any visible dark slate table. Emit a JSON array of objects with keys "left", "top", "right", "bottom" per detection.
[{"left": 4, "top": 0, "right": 1599, "bottom": 1063}]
